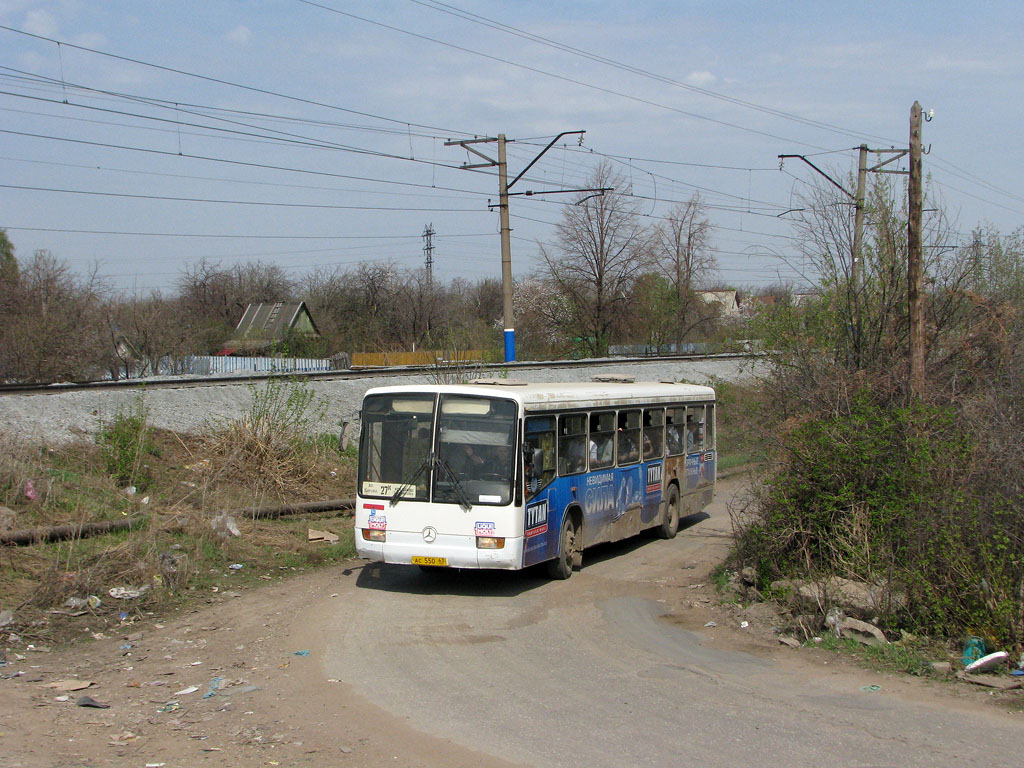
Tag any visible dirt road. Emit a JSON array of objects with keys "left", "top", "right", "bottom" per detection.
[{"left": 3, "top": 476, "right": 1021, "bottom": 767}]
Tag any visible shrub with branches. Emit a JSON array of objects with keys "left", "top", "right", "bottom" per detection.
[
  {"left": 206, "top": 378, "right": 328, "bottom": 497},
  {"left": 734, "top": 174, "right": 1024, "bottom": 646}
]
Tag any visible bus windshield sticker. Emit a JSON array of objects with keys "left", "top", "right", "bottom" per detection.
[
  {"left": 362, "top": 481, "right": 416, "bottom": 498},
  {"left": 525, "top": 499, "right": 549, "bottom": 538},
  {"left": 478, "top": 495, "right": 502, "bottom": 504},
  {"left": 475, "top": 521, "right": 496, "bottom": 536}
]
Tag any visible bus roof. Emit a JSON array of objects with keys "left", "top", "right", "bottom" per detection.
[{"left": 362, "top": 380, "right": 715, "bottom": 412}]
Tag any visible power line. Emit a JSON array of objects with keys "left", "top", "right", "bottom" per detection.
[
  {"left": 0, "top": 23, "right": 478, "bottom": 139},
  {"left": 294, "top": 0, "right": 836, "bottom": 151},
  {"left": 408, "top": 0, "right": 901, "bottom": 146},
  {"left": 0, "top": 224, "right": 495, "bottom": 240},
  {"left": 0, "top": 152, "right": 487, "bottom": 202},
  {"left": 0, "top": 84, "right": 473, "bottom": 170},
  {"left": 0, "top": 127, "right": 491, "bottom": 193},
  {"left": 0, "top": 183, "right": 487, "bottom": 213}
]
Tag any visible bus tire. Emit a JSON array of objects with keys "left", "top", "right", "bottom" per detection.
[
  {"left": 658, "top": 485, "right": 680, "bottom": 539},
  {"left": 547, "top": 513, "right": 578, "bottom": 580}
]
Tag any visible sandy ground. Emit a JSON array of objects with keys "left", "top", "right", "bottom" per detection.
[
  {"left": 1, "top": 563, "right": 516, "bottom": 768},
  {"left": 3, "top": 475, "right": 1021, "bottom": 767}
]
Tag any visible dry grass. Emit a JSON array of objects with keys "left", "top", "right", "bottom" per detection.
[{"left": 0, "top": 420, "right": 357, "bottom": 646}]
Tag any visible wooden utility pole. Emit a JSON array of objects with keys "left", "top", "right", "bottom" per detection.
[{"left": 908, "top": 101, "right": 925, "bottom": 397}]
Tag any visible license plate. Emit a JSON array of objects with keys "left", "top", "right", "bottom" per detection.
[{"left": 411, "top": 556, "right": 448, "bottom": 567}]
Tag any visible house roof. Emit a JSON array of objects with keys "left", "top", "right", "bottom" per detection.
[{"left": 231, "top": 301, "right": 320, "bottom": 344}]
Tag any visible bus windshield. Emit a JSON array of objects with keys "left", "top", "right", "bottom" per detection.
[
  {"left": 434, "top": 394, "right": 517, "bottom": 506},
  {"left": 358, "top": 392, "right": 517, "bottom": 506},
  {"left": 358, "top": 393, "right": 435, "bottom": 500}
]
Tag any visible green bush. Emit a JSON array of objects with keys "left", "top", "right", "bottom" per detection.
[
  {"left": 98, "top": 396, "right": 157, "bottom": 490},
  {"left": 732, "top": 387, "right": 1024, "bottom": 645}
]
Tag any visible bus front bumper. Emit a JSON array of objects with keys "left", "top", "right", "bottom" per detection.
[{"left": 356, "top": 531, "right": 525, "bottom": 570}]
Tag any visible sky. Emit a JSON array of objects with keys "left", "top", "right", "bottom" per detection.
[{"left": 0, "top": 0, "right": 1021, "bottom": 294}]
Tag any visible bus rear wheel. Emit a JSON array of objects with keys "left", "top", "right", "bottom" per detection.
[
  {"left": 547, "top": 513, "right": 579, "bottom": 580},
  {"left": 658, "top": 485, "right": 680, "bottom": 539}
]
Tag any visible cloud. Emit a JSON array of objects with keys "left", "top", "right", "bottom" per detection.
[
  {"left": 924, "top": 53, "right": 1000, "bottom": 75},
  {"left": 22, "top": 8, "right": 57, "bottom": 37},
  {"left": 225, "top": 25, "right": 251, "bottom": 45},
  {"left": 73, "top": 32, "right": 107, "bottom": 48},
  {"left": 685, "top": 71, "right": 717, "bottom": 87}
]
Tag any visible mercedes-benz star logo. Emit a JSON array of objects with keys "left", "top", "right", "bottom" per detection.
[{"left": 422, "top": 526, "right": 437, "bottom": 543}]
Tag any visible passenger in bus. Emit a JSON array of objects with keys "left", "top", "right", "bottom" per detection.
[
  {"left": 450, "top": 443, "right": 485, "bottom": 478},
  {"left": 493, "top": 444, "right": 512, "bottom": 471},
  {"left": 617, "top": 428, "right": 639, "bottom": 463},
  {"left": 563, "top": 439, "right": 586, "bottom": 475},
  {"left": 666, "top": 425, "right": 683, "bottom": 455},
  {"left": 686, "top": 421, "right": 700, "bottom": 452}
]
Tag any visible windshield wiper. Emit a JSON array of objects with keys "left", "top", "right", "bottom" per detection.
[
  {"left": 389, "top": 452, "right": 432, "bottom": 506},
  {"left": 435, "top": 458, "right": 472, "bottom": 511}
]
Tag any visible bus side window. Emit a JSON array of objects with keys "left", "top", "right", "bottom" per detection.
[
  {"left": 705, "top": 404, "right": 715, "bottom": 451},
  {"left": 685, "top": 406, "right": 704, "bottom": 453},
  {"left": 524, "top": 417, "right": 556, "bottom": 500},
  {"left": 666, "top": 407, "right": 685, "bottom": 456},
  {"left": 590, "top": 411, "right": 615, "bottom": 469},
  {"left": 557, "top": 413, "right": 587, "bottom": 476},
  {"left": 643, "top": 408, "right": 664, "bottom": 460},
  {"left": 617, "top": 410, "right": 641, "bottom": 465}
]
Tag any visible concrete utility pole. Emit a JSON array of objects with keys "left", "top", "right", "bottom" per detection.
[
  {"left": 446, "top": 131, "right": 605, "bottom": 363},
  {"left": 852, "top": 144, "right": 868, "bottom": 288},
  {"left": 497, "top": 136, "right": 515, "bottom": 362},
  {"left": 778, "top": 146, "right": 907, "bottom": 282},
  {"left": 908, "top": 101, "right": 925, "bottom": 398}
]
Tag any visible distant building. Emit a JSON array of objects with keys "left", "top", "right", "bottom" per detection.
[
  {"left": 221, "top": 301, "right": 321, "bottom": 355},
  {"left": 696, "top": 290, "right": 741, "bottom": 317}
]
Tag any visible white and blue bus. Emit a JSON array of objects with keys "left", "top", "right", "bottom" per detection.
[{"left": 354, "top": 380, "right": 716, "bottom": 579}]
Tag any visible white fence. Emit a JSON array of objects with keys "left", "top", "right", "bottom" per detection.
[{"left": 181, "top": 356, "right": 335, "bottom": 376}]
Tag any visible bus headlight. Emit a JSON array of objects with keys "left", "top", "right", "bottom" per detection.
[
  {"left": 476, "top": 537, "right": 505, "bottom": 549},
  {"left": 361, "top": 528, "right": 386, "bottom": 542}
]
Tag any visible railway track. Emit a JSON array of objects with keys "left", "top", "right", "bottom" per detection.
[{"left": 0, "top": 352, "right": 761, "bottom": 396}]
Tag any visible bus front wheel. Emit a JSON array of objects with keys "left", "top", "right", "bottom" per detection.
[
  {"left": 658, "top": 485, "right": 680, "bottom": 539},
  {"left": 548, "top": 513, "right": 579, "bottom": 580}
]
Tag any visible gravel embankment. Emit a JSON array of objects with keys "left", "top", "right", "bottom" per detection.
[{"left": 0, "top": 357, "right": 764, "bottom": 444}]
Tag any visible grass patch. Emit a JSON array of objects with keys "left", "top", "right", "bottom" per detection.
[
  {"left": 710, "top": 379, "right": 765, "bottom": 470},
  {"left": 814, "top": 633, "right": 945, "bottom": 677}
]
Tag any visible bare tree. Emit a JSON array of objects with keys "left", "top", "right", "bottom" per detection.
[
  {"left": 107, "top": 291, "right": 201, "bottom": 378},
  {"left": 540, "top": 161, "right": 650, "bottom": 356},
  {"left": 650, "top": 193, "right": 718, "bottom": 343},
  {"left": 176, "top": 259, "right": 297, "bottom": 352},
  {"left": 0, "top": 250, "right": 109, "bottom": 383},
  {"left": 0, "top": 229, "right": 16, "bottom": 287},
  {"left": 775, "top": 174, "right": 964, "bottom": 375}
]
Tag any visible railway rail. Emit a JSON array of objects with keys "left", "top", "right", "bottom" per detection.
[{"left": 0, "top": 352, "right": 761, "bottom": 396}]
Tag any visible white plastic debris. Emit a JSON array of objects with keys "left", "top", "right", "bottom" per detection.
[
  {"left": 965, "top": 651, "right": 1009, "bottom": 674},
  {"left": 109, "top": 585, "right": 150, "bottom": 600}
]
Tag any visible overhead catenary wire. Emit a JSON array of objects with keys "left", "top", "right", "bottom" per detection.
[{"left": 406, "top": 0, "right": 902, "bottom": 147}]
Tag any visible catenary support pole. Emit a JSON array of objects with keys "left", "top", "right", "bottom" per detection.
[{"left": 908, "top": 102, "right": 925, "bottom": 397}]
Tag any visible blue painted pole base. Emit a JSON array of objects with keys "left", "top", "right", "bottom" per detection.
[{"left": 504, "top": 329, "right": 516, "bottom": 363}]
